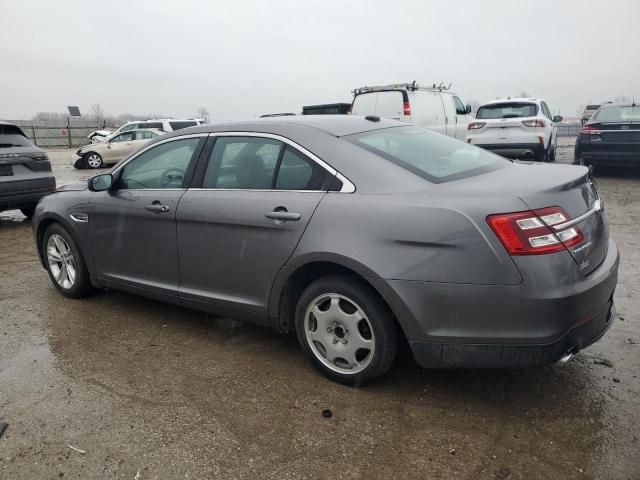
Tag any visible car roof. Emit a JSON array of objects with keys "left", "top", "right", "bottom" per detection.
[
  {"left": 480, "top": 98, "right": 540, "bottom": 106},
  {"left": 184, "top": 115, "right": 405, "bottom": 137}
]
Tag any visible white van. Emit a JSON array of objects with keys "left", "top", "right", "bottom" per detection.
[{"left": 349, "top": 82, "right": 473, "bottom": 140}]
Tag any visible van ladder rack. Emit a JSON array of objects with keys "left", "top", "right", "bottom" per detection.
[{"left": 352, "top": 81, "right": 452, "bottom": 95}]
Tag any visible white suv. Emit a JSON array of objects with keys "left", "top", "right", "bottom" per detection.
[
  {"left": 350, "top": 82, "right": 473, "bottom": 140},
  {"left": 466, "top": 98, "right": 562, "bottom": 161}
]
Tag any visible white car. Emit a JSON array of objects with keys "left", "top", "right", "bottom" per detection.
[
  {"left": 467, "top": 98, "right": 562, "bottom": 161},
  {"left": 349, "top": 82, "right": 473, "bottom": 140},
  {"left": 89, "top": 118, "right": 205, "bottom": 143}
]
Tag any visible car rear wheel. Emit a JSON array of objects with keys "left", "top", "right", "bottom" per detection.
[
  {"left": 84, "top": 152, "right": 103, "bottom": 169},
  {"left": 295, "top": 275, "right": 397, "bottom": 386},
  {"left": 43, "top": 223, "right": 92, "bottom": 298},
  {"left": 20, "top": 205, "right": 36, "bottom": 218}
]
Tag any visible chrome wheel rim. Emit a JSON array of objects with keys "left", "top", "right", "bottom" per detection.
[
  {"left": 86, "top": 154, "right": 101, "bottom": 168},
  {"left": 46, "top": 234, "right": 76, "bottom": 289},
  {"left": 304, "top": 293, "right": 375, "bottom": 374}
]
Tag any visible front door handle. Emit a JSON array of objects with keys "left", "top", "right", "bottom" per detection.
[
  {"left": 265, "top": 210, "right": 301, "bottom": 222},
  {"left": 145, "top": 201, "right": 171, "bottom": 213}
]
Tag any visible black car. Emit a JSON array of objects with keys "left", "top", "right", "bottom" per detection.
[
  {"left": 0, "top": 121, "right": 56, "bottom": 217},
  {"left": 575, "top": 103, "right": 640, "bottom": 169}
]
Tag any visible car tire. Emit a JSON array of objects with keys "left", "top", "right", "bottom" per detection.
[
  {"left": 549, "top": 144, "right": 556, "bottom": 162},
  {"left": 20, "top": 205, "right": 36, "bottom": 218},
  {"left": 43, "top": 223, "right": 92, "bottom": 298},
  {"left": 84, "top": 152, "right": 103, "bottom": 169},
  {"left": 295, "top": 275, "right": 398, "bottom": 386}
]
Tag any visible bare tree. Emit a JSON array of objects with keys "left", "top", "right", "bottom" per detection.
[
  {"left": 90, "top": 103, "right": 105, "bottom": 123},
  {"left": 197, "top": 106, "right": 209, "bottom": 122}
]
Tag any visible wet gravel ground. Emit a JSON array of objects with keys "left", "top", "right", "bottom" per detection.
[{"left": 1, "top": 139, "right": 639, "bottom": 479}]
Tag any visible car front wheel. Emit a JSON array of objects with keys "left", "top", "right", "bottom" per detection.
[
  {"left": 295, "top": 275, "right": 398, "bottom": 386},
  {"left": 84, "top": 152, "right": 103, "bottom": 169},
  {"left": 43, "top": 223, "right": 92, "bottom": 298}
]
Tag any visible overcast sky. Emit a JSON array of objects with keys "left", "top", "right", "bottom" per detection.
[{"left": 1, "top": 0, "right": 638, "bottom": 121}]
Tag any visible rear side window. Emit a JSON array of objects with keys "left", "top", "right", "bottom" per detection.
[
  {"left": 140, "top": 122, "right": 163, "bottom": 129},
  {"left": 169, "top": 121, "right": 197, "bottom": 130},
  {"left": 202, "top": 137, "right": 330, "bottom": 190},
  {"left": 586, "top": 104, "right": 601, "bottom": 111},
  {"left": 476, "top": 103, "right": 538, "bottom": 119},
  {"left": 275, "top": 147, "right": 328, "bottom": 190},
  {"left": 345, "top": 126, "right": 505, "bottom": 183},
  {"left": 351, "top": 91, "right": 404, "bottom": 118},
  {"left": 135, "top": 131, "right": 157, "bottom": 140}
]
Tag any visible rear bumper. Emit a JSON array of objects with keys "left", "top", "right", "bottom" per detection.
[
  {"left": 577, "top": 148, "right": 640, "bottom": 166},
  {"left": 380, "top": 239, "right": 619, "bottom": 368},
  {"left": 475, "top": 143, "right": 545, "bottom": 159},
  {"left": 0, "top": 176, "right": 56, "bottom": 210},
  {"left": 411, "top": 301, "right": 615, "bottom": 368}
]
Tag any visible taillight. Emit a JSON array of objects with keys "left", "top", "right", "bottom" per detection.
[
  {"left": 403, "top": 101, "right": 411, "bottom": 116},
  {"left": 580, "top": 125, "right": 601, "bottom": 135},
  {"left": 468, "top": 122, "right": 486, "bottom": 130},
  {"left": 522, "top": 119, "right": 545, "bottom": 127},
  {"left": 487, "top": 206, "right": 584, "bottom": 255}
]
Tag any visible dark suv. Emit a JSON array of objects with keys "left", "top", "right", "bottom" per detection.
[{"left": 0, "top": 121, "right": 56, "bottom": 217}]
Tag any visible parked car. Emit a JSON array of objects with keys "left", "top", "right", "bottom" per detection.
[
  {"left": 467, "top": 98, "right": 562, "bottom": 161},
  {"left": 0, "top": 121, "right": 55, "bottom": 217},
  {"left": 89, "top": 118, "right": 205, "bottom": 143},
  {"left": 71, "top": 129, "right": 163, "bottom": 169},
  {"left": 574, "top": 102, "right": 640, "bottom": 169},
  {"left": 33, "top": 116, "right": 618, "bottom": 385},
  {"left": 349, "top": 82, "right": 473, "bottom": 140},
  {"left": 581, "top": 104, "right": 601, "bottom": 125}
]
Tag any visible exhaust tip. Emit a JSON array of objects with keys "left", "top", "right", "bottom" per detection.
[{"left": 557, "top": 347, "right": 578, "bottom": 365}]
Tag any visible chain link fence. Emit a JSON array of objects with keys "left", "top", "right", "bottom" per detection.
[{"left": 5, "top": 119, "right": 119, "bottom": 148}]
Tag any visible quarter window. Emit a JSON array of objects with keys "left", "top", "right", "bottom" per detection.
[{"left": 118, "top": 137, "right": 200, "bottom": 189}]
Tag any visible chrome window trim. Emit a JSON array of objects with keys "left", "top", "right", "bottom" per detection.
[
  {"left": 203, "top": 131, "right": 356, "bottom": 193},
  {"left": 553, "top": 200, "right": 602, "bottom": 231}
]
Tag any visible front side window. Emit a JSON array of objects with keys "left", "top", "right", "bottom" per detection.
[
  {"left": 453, "top": 96, "right": 467, "bottom": 114},
  {"left": 345, "top": 126, "right": 506, "bottom": 183},
  {"left": 135, "top": 131, "right": 157, "bottom": 140},
  {"left": 111, "top": 132, "right": 134, "bottom": 143},
  {"left": 476, "top": 103, "right": 538, "bottom": 119},
  {"left": 118, "top": 137, "right": 200, "bottom": 189}
]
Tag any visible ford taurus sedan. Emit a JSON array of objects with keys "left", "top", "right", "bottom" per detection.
[{"left": 32, "top": 116, "right": 619, "bottom": 385}]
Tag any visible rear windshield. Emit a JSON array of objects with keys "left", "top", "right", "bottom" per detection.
[
  {"left": 592, "top": 106, "right": 640, "bottom": 122},
  {"left": 0, "top": 134, "right": 33, "bottom": 148},
  {"left": 169, "top": 121, "right": 197, "bottom": 130},
  {"left": 476, "top": 102, "right": 538, "bottom": 119},
  {"left": 345, "top": 126, "right": 506, "bottom": 183}
]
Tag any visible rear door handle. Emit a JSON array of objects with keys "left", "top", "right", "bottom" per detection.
[
  {"left": 265, "top": 211, "right": 301, "bottom": 221},
  {"left": 145, "top": 201, "right": 170, "bottom": 213}
]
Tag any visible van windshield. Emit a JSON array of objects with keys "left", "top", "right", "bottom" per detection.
[
  {"left": 476, "top": 102, "right": 538, "bottom": 119},
  {"left": 345, "top": 126, "right": 506, "bottom": 183}
]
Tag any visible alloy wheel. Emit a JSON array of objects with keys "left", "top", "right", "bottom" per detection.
[
  {"left": 303, "top": 293, "right": 375, "bottom": 374},
  {"left": 86, "top": 153, "right": 102, "bottom": 168},
  {"left": 46, "top": 234, "right": 77, "bottom": 289}
]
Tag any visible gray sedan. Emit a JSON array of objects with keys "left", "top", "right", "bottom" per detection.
[{"left": 32, "top": 116, "right": 619, "bottom": 385}]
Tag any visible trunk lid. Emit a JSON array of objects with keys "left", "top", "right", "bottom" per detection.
[{"left": 452, "top": 162, "right": 607, "bottom": 275}]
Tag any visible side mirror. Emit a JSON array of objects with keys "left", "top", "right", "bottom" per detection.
[
  {"left": 89, "top": 173, "right": 113, "bottom": 192},
  {"left": 465, "top": 104, "right": 472, "bottom": 114},
  {"left": 553, "top": 115, "right": 563, "bottom": 123}
]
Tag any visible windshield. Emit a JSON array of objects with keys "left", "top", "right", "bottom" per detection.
[
  {"left": 476, "top": 102, "right": 538, "bottom": 119},
  {"left": 345, "top": 126, "right": 506, "bottom": 183},
  {"left": 592, "top": 105, "right": 640, "bottom": 122},
  {"left": 0, "top": 133, "right": 33, "bottom": 148}
]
